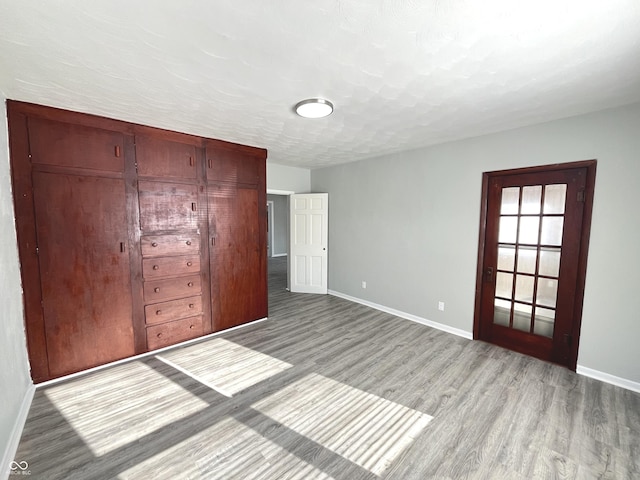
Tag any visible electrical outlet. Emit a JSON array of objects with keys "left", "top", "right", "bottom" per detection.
[
  {"left": 438, "top": 301, "right": 445, "bottom": 311},
  {"left": 362, "top": 281, "right": 367, "bottom": 289}
]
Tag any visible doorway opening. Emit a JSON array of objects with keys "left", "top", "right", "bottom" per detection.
[
  {"left": 473, "top": 160, "right": 596, "bottom": 370},
  {"left": 267, "top": 191, "right": 292, "bottom": 293}
]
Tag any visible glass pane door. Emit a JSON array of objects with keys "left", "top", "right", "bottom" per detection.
[{"left": 493, "top": 184, "right": 567, "bottom": 338}]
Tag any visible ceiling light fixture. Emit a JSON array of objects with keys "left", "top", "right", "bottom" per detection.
[{"left": 294, "top": 98, "right": 334, "bottom": 118}]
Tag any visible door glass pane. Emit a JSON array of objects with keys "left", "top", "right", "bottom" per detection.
[
  {"left": 541, "top": 217, "right": 564, "bottom": 246},
  {"left": 534, "top": 307, "right": 555, "bottom": 337},
  {"left": 499, "top": 217, "right": 518, "bottom": 244},
  {"left": 539, "top": 247, "right": 561, "bottom": 277},
  {"left": 518, "top": 217, "right": 539, "bottom": 245},
  {"left": 501, "top": 187, "right": 520, "bottom": 214},
  {"left": 498, "top": 245, "right": 515, "bottom": 271},
  {"left": 543, "top": 184, "right": 567, "bottom": 214},
  {"left": 494, "top": 299, "right": 511, "bottom": 327},
  {"left": 537, "top": 278, "right": 558, "bottom": 307},
  {"left": 496, "top": 272, "right": 513, "bottom": 299},
  {"left": 516, "top": 246, "right": 537, "bottom": 274},
  {"left": 521, "top": 186, "right": 542, "bottom": 214},
  {"left": 513, "top": 303, "right": 532, "bottom": 332},
  {"left": 514, "top": 275, "right": 534, "bottom": 303}
]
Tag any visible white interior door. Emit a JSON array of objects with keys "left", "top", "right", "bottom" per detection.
[{"left": 289, "top": 193, "right": 328, "bottom": 294}]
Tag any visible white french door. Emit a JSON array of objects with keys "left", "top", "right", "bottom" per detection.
[{"left": 289, "top": 193, "right": 328, "bottom": 294}]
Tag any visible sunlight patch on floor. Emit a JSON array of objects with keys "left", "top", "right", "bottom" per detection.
[
  {"left": 252, "top": 373, "right": 432, "bottom": 476},
  {"left": 156, "top": 338, "right": 292, "bottom": 397},
  {"left": 45, "top": 361, "right": 208, "bottom": 456},
  {"left": 118, "top": 416, "right": 335, "bottom": 480}
]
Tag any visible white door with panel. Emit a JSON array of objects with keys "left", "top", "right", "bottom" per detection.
[{"left": 289, "top": 193, "right": 328, "bottom": 294}]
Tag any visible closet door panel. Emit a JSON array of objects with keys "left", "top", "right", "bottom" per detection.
[
  {"left": 136, "top": 135, "right": 197, "bottom": 179},
  {"left": 28, "top": 117, "right": 124, "bottom": 172},
  {"left": 138, "top": 181, "right": 199, "bottom": 232},
  {"left": 33, "top": 172, "right": 135, "bottom": 378},
  {"left": 206, "top": 147, "right": 261, "bottom": 185},
  {"left": 209, "top": 184, "right": 267, "bottom": 330}
]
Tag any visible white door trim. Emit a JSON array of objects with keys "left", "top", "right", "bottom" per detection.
[{"left": 267, "top": 200, "right": 275, "bottom": 258}]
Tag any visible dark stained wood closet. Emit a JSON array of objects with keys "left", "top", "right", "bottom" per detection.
[{"left": 7, "top": 101, "right": 268, "bottom": 382}]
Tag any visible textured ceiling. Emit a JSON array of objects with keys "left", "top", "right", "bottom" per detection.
[{"left": 1, "top": 1, "right": 639, "bottom": 169}]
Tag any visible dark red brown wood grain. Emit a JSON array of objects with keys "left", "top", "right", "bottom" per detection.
[{"left": 7, "top": 100, "right": 268, "bottom": 381}]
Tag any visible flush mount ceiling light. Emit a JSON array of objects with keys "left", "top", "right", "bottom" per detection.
[{"left": 294, "top": 98, "right": 334, "bottom": 118}]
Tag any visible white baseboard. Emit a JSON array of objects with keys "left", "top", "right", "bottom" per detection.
[
  {"left": 1, "top": 383, "right": 35, "bottom": 478},
  {"left": 271, "top": 253, "right": 287, "bottom": 257},
  {"left": 328, "top": 290, "right": 640, "bottom": 394},
  {"left": 328, "top": 290, "right": 473, "bottom": 340},
  {"left": 576, "top": 365, "right": 640, "bottom": 393}
]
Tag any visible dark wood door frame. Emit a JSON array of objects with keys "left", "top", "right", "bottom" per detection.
[{"left": 473, "top": 160, "right": 597, "bottom": 370}]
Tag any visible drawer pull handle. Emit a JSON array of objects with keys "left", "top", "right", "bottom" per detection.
[
  {"left": 187, "top": 261, "right": 193, "bottom": 267},
  {"left": 186, "top": 240, "right": 192, "bottom": 246},
  {"left": 153, "top": 265, "right": 159, "bottom": 270},
  {"left": 189, "top": 303, "right": 195, "bottom": 309},
  {"left": 154, "top": 287, "right": 160, "bottom": 293},
  {"left": 156, "top": 310, "right": 162, "bottom": 315},
  {"left": 151, "top": 242, "right": 158, "bottom": 247},
  {"left": 187, "top": 282, "right": 194, "bottom": 287},
  {"left": 189, "top": 325, "right": 195, "bottom": 329},
  {"left": 157, "top": 333, "right": 163, "bottom": 338}
]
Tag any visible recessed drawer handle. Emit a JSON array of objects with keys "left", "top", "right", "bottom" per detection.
[
  {"left": 187, "top": 282, "right": 194, "bottom": 287},
  {"left": 186, "top": 241, "right": 192, "bottom": 246},
  {"left": 151, "top": 242, "right": 158, "bottom": 247},
  {"left": 154, "top": 287, "right": 160, "bottom": 293},
  {"left": 187, "top": 262, "right": 193, "bottom": 267},
  {"left": 189, "top": 303, "right": 195, "bottom": 309},
  {"left": 156, "top": 310, "right": 162, "bottom": 315},
  {"left": 153, "top": 265, "right": 159, "bottom": 270}
]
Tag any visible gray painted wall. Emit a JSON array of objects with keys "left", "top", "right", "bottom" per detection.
[
  {"left": 267, "top": 194, "right": 288, "bottom": 256},
  {"left": 267, "top": 163, "right": 310, "bottom": 193},
  {"left": 0, "top": 96, "right": 33, "bottom": 470},
  {"left": 311, "top": 102, "right": 640, "bottom": 384}
]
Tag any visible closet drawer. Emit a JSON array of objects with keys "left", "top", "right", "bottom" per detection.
[
  {"left": 143, "top": 275, "right": 201, "bottom": 303},
  {"left": 146, "top": 316, "right": 203, "bottom": 350},
  {"left": 142, "top": 254, "right": 200, "bottom": 279},
  {"left": 145, "top": 295, "right": 203, "bottom": 325},
  {"left": 141, "top": 234, "right": 199, "bottom": 257}
]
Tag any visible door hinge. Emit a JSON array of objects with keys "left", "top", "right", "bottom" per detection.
[
  {"left": 577, "top": 190, "right": 585, "bottom": 202},
  {"left": 564, "top": 333, "right": 573, "bottom": 346}
]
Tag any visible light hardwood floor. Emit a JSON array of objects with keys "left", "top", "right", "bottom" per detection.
[{"left": 13, "top": 257, "right": 640, "bottom": 479}]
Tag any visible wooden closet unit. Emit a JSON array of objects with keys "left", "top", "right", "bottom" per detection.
[
  {"left": 206, "top": 141, "right": 268, "bottom": 330},
  {"left": 7, "top": 101, "right": 268, "bottom": 382}
]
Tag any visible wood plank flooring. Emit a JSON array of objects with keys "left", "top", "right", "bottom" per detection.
[{"left": 13, "top": 257, "right": 640, "bottom": 479}]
